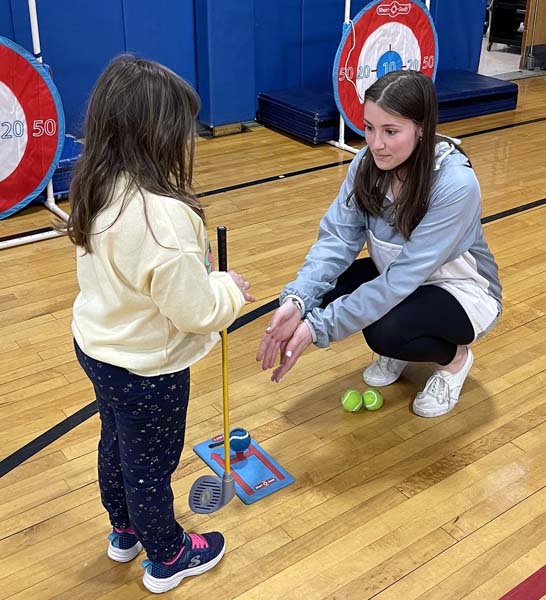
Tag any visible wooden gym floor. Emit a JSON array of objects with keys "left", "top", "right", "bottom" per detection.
[{"left": 1, "top": 76, "right": 546, "bottom": 599}]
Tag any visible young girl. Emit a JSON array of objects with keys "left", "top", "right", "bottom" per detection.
[
  {"left": 257, "top": 69, "right": 502, "bottom": 418},
  {"left": 68, "top": 55, "right": 253, "bottom": 594}
]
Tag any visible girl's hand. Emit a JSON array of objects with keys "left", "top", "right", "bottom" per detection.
[
  {"left": 256, "top": 300, "right": 301, "bottom": 370},
  {"left": 271, "top": 321, "right": 312, "bottom": 382},
  {"left": 229, "top": 270, "right": 255, "bottom": 302}
]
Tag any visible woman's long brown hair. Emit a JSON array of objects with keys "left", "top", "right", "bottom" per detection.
[
  {"left": 66, "top": 55, "right": 203, "bottom": 253},
  {"left": 351, "top": 70, "right": 459, "bottom": 239}
]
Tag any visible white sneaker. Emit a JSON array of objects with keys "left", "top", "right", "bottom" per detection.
[
  {"left": 363, "top": 355, "right": 408, "bottom": 387},
  {"left": 412, "top": 347, "right": 474, "bottom": 418}
]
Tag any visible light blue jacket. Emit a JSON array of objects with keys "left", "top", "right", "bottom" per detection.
[{"left": 281, "top": 142, "right": 502, "bottom": 348}]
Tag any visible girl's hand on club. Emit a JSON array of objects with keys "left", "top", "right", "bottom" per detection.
[
  {"left": 256, "top": 300, "right": 301, "bottom": 370},
  {"left": 229, "top": 270, "right": 255, "bottom": 302},
  {"left": 271, "top": 322, "right": 312, "bottom": 382}
]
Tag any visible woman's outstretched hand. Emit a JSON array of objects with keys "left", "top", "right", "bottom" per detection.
[
  {"left": 256, "top": 300, "right": 301, "bottom": 370},
  {"left": 270, "top": 321, "right": 312, "bottom": 382}
]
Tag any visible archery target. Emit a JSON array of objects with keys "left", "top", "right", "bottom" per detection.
[
  {"left": 0, "top": 36, "right": 65, "bottom": 220},
  {"left": 333, "top": 0, "right": 438, "bottom": 136}
]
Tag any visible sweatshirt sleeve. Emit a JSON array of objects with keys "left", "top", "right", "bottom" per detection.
[
  {"left": 306, "top": 164, "right": 482, "bottom": 347},
  {"left": 280, "top": 150, "right": 368, "bottom": 311},
  {"left": 150, "top": 251, "right": 245, "bottom": 335}
]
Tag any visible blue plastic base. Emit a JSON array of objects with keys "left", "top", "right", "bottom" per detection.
[{"left": 193, "top": 434, "right": 294, "bottom": 504}]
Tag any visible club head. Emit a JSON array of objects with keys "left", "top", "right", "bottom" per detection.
[{"left": 188, "top": 473, "right": 235, "bottom": 514}]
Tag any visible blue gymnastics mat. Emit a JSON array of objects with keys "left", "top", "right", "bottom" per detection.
[
  {"left": 435, "top": 69, "right": 518, "bottom": 123},
  {"left": 193, "top": 434, "right": 295, "bottom": 504},
  {"left": 36, "top": 135, "right": 83, "bottom": 201},
  {"left": 257, "top": 87, "right": 343, "bottom": 144},
  {"left": 257, "top": 71, "right": 518, "bottom": 143}
]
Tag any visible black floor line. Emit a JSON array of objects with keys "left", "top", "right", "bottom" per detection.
[
  {"left": 481, "top": 196, "right": 546, "bottom": 223},
  {"left": 198, "top": 159, "right": 353, "bottom": 198},
  {"left": 458, "top": 115, "right": 546, "bottom": 139},
  {"left": 3, "top": 115, "right": 546, "bottom": 245},
  {"left": 1, "top": 198, "right": 544, "bottom": 477},
  {"left": 0, "top": 401, "right": 99, "bottom": 478},
  {"left": 0, "top": 300, "right": 279, "bottom": 478},
  {"left": 0, "top": 226, "right": 53, "bottom": 243}
]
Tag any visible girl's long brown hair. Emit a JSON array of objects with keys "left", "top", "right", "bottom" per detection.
[
  {"left": 66, "top": 54, "right": 203, "bottom": 253},
  {"left": 351, "top": 69, "right": 460, "bottom": 239}
]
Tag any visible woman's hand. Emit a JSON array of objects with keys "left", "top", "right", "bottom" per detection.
[
  {"left": 229, "top": 270, "right": 255, "bottom": 302},
  {"left": 256, "top": 300, "right": 301, "bottom": 370},
  {"left": 270, "top": 321, "right": 313, "bottom": 382}
]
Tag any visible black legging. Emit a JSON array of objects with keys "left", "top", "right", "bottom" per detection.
[{"left": 320, "top": 258, "right": 475, "bottom": 365}]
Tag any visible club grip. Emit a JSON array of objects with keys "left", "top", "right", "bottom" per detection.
[{"left": 217, "top": 226, "right": 227, "bottom": 272}]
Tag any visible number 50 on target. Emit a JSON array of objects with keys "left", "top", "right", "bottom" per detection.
[{"left": 0, "top": 36, "right": 65, "bottom": 220}]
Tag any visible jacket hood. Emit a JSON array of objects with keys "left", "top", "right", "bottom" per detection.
[{"left": 434, "top": 135, "right": 462, "bottom": 171}]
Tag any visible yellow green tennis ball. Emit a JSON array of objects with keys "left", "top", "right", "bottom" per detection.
[
  {"left": 363, "top": 388, "right": 383, "bottom": 411},
  {"left": 341, "top": 389, "right": 363, "bottom": 412}
]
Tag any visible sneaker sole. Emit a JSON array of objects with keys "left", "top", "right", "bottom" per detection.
[
  {"left": 363, "top": 362, "right": 408, "bottom": 387},
  {"left": 412, "top": 401, "right": 458, "bottom": 418},
  {"left": 142, "top": 541, "right": 226, "bottom": 594},
  {"left": 363, "top": 371, "right": 403, "bottom": 387},
  {"left": 108, "top": 541, "right": 143, "bottom": 562}
]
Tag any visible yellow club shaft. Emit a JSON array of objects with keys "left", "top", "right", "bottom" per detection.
[{"left": 221, "top": 329, "right": 230, "bottom": 474}]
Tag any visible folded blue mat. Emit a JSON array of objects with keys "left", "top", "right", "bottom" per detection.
[
  {"left": 435, "top": 69, "right": 518, "bottom": 122},
  {"left": 257, "top": 70, "right": 519, "bottom": 142},
  {"left": 257, "top": 87, "right": 341, "bottom": 144}
]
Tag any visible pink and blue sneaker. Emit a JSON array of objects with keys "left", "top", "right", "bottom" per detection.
[
  {"left": 142, "top": 531, "right": 226, "bottom": 594},
  {"left": 107, "top": 527, "right": 143, "bottom": 562}
]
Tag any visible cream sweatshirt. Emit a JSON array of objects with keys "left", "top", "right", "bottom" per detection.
[{"left": 72, "top": 179, "right": 245, "bottom": 376}]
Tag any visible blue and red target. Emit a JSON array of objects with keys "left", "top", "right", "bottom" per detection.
[
  {"left": 0, "top": 36, "right": 65, "bottom": 219},
  {"left": 333, "top": 0, "right": 438, "bottom": 136}
]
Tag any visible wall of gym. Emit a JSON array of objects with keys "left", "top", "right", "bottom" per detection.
[{"left": 0, "top": 0, "right": 487, "bottom": 134}]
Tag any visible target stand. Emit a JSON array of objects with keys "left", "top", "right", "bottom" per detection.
[
  {"left": 0, "top": 0, "right": 71, "bottom": 250},
  {"left": 330, "top": 0, "right": 436, "bottom": 154}
]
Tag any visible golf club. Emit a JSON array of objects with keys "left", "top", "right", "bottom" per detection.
[{"left": 188, "top": 226, "right": 236, "bottom": 513}]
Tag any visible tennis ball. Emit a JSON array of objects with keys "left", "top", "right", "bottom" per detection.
[
  {"left": 341, "top": 389, "right": 363, "bottom": 412},
  {"left": 363, "top": 388, "right": 384, "bottom": 411},
  {"left": 229, "top": 427, "right": 251, "bottom": 453}
]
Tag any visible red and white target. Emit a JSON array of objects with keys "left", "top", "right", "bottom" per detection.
[
  {"left": 0, "top": 36, "right": 64, "bottom": 219},
  {"left": 333, "top": 0, "right": 438, "bottom": 136}
]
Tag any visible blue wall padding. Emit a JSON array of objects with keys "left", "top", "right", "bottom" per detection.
[
  {"left": 0, "top": 0, "right": 493, "bottom": 130},
  {"left": 2, "top": 0, "right": 196, "bottom": 134},
  {"left": 255, "top": 0, "right": 302, "bottom": 94},
  {"left": 300, "top": 0, "right": 373, "bottom": 88},
  {"left": 429, "top": 0, "right": 487, "bottom": 72},
  {"left": 0, "top": 1, "right": 14, "bottom": 39},
  {"left": 301, "top": 0, "right": 344, "bottom": 88},
  {"left": 9, "top": 0, "right": 126, "bottom": 135},
  {"left": 195, "top": 0, "right": 255, "bottom": 126},
  {"left": 122, "top": 0, "right": 196, "bottom": 87}
]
